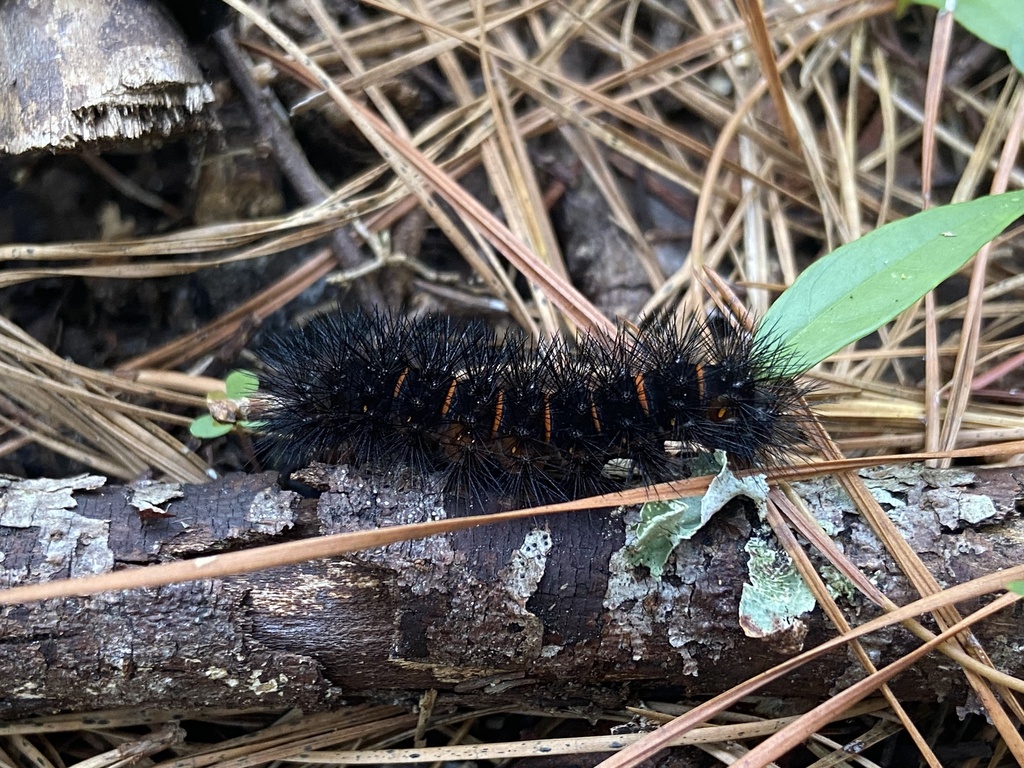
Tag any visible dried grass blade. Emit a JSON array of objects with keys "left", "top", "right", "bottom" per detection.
[
  {"left": 764, "top": 490, "right": 940, "bottom": 767},
  {"left": 735, "top": 0, "right": 800, "bottom": 152}
]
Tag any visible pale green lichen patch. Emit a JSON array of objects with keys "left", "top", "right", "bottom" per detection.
[
  {"left": 627, "top": 454, "right": 768, "bottom": 579},
  {"left": 738, "top": 533, "right": 816, "bottom": 651},
  {"left": 0, "top": 474, "right": 111, "bottom": 581}
]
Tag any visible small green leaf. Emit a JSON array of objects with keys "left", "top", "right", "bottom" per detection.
[
  {"left": 1008, "top": 580, "right": 1024, "bottom": 596},
  {"left": 189, "top": 414, "right": 235, "bottom": 439},
  {"left": 225, "top": 370, "right": 260, "bottom": 398},
  {"left": 912, "top": 0, "right": 1024, "bottom": 75},
  {"left": 760, "top": 191, "right": 1024, "bottom": 375}
]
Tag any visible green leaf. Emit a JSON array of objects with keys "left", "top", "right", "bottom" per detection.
[
  {"left": 912, "top": 0, "right": 1024, "bottom": 74},
  {"left": 189, "top": 414, "right": 235, "bottom": 439},
  {"left": 225, "top": 370, "right": 260, "bottom": 398},
  {"left": 1008, "top": 580, "right": 1024, "bottom": 596},
  {"left": 760, "top": 191, "right": 1024, "bottom": 375}
]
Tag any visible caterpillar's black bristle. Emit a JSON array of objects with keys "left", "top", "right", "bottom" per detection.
[{"left": 252, "top": 309, "right": 809, "bottom": 506}]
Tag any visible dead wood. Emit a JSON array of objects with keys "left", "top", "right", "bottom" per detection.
[
  {"left": 0, "top": 464, "right": 1021, "bottom": 719},
  {"left": 0, "top": 0, "right": 213, "bottom": 154}
]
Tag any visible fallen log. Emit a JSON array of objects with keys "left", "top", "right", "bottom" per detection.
[{"left": 0, "top": 464, "right": 1021, "bottom": 719}]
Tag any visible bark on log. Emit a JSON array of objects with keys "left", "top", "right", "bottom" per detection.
[{"left": 0, "top": 464, "right": 1022, "bottom": 719}]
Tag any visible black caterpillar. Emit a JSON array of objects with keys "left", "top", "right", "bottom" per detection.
[{"left": 252, "top": 309, "right": 806, "bottom": 505}]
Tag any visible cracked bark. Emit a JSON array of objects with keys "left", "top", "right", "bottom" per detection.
[{"left": 0, "top": 464, "right": 1022, "bottom": 719}]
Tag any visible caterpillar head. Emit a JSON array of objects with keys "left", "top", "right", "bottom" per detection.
[{"left": 698, "top": 365, "right": 804, "bottom": 465}]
